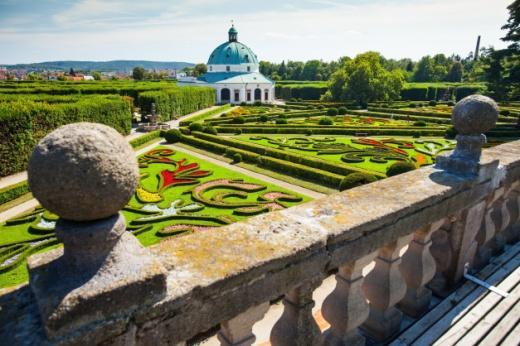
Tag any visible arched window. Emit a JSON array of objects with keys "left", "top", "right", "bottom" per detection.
[
  {"left": 254, "top": 88, "right": 262, "bottom": 101},
  {"left": 226, "top": 66, "right": 230, "bottom": 72},
  {"left": 247, "top": 66, "right": 251, "bottom": 72},
  {"left": 221, "top": 88, "right": 231, "bottom": 103},
  {"left": 209, "top": 66, "right": 212, "bottom": 71},
  {"left": 264, "top": 89, "right": 269, "bottom": 101}
]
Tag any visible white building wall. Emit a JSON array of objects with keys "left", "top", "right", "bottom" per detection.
[{"left": 208, "top": 64, "right": 260, "bottom": 73}]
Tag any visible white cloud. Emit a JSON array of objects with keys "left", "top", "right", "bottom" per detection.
[{"left": 0, "top": 0, "right": 511, "bottom": 64}]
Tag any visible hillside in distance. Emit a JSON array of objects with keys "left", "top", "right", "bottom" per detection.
[{"left": 3, "top": 60, "right": 195, "bottom": 72}]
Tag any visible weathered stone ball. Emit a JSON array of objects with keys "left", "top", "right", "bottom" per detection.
[
  {"left": 452, "top": 95, "right": 498, "bottom": 135},
  {"left": 28, "top": 123, "right": 139, "bottom": 221}
]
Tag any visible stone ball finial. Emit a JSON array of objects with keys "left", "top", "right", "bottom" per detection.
[
  {"left": 28, "top": 122, "right": 139, "bottom": 221},
  {"left": 452, "top": 95, "right": 499, "bottom": 135}
]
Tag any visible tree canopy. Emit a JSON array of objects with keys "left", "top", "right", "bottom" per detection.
[{"left": 325, "top": 52, "right": 405, "bottom": 105}]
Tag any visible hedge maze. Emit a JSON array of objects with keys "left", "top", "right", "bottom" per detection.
[
  {"left": 0, "top": 147, "right": 306, "bottom": 288},
  {"left": 174, "top": 100, "right": 518, "bottom": 188},
  {"left": 0, "top": 80, "right": 215, "bottom": 177}
]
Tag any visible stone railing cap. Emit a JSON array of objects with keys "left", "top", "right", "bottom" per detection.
[
  {"left": 28, "top": 122, "right": 139, "bottom": 221},
  {"left": 452, "top": 95, "right": 499, "bottom": 135}
]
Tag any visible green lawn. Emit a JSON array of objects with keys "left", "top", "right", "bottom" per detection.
[
  {"left": 235, "top": 135, "right": 455, "bottom": 174},
  {"left": 0, "top": 146, "right": 308, "bottom": 289}
]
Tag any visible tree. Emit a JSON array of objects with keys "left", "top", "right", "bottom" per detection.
[
  {"left": 301, "top": 60, "right": 322, "bottom": 80},
  {"left": 193, "top": 63, "right": 207, "bottom": 77},
  {"left": 446, "top": 61, "right": 463, "bottom": 82},
  {"left": 327, "top": 52, "right": 405, "bottom": 105},
  {"left": 413, "top": 56, "right": 436, "bottom": 82},
  {"left": 92, "top": 71, "right": 102, "bottom": 80},
  {"left": 502, "top": 0, "right": 520, "bottom": 50},
  {"left": 132, "top": 67, "right": 145, "bottom": 81},
  {"left": 482, "top": 1, "right": 520, "bottom": 100}
]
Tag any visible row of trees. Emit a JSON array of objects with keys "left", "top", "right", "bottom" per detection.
[
  {"left": 323, "top": 0, "right": 519, "bottom": 103},
  {"left": 259, "top": 60, "right": 345, "bottom": 81}
]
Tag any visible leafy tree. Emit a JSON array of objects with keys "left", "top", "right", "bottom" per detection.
[
  {"left": 92, "top": 71, "right": 102, "bottom": 80},
  {"left": 328, "top": 52, "right": 405, "bottom": 105},
  {"left": 446, "top": 61, "right": 463, "bottom": 82},
  {"left": 132, "top": 66, "right": 145, "bottom": 81},
  {"left": 193, "top": 63, "right": 208, "bottom": 77},
  {"left": 502, "top": 0, "right": 520, "bottom": 50},
  {"left": 301, "top": 60, "right": 322, "bottom": 80}
]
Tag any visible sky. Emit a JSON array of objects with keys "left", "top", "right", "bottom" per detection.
[{"left": 0, "top": 0, "right": 512, "bottom": 65}]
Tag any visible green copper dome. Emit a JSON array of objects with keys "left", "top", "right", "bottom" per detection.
[{"left": 207, "top": 26, "right": 259, "bottom": 65}]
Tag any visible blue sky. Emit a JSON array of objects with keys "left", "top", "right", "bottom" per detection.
[{"left": 0, "top": 0, "right": 511, "bottom": 64}]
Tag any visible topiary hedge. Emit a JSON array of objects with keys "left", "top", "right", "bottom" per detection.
[
  {"left": 130, "top": 130, "right": 162, "bottom": 148},
  {"left": 0, "top": 181, "right": 30, "bottom": 205},
  {"left": 386, "top": 161, "right": 416, "bottom": 177},
  {"left": 0, "top": 97, "right": 132, "bottom": 177},
  {"left": 339, "top": 172, "right": 377, "bottom": 191},
  {"left": 163, "top": 129, "right": 182, "bottom": 143},
  {"left": 138, "top": 86, "right": 215, "bottom": 121}
]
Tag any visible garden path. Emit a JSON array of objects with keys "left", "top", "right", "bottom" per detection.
[{"left": 165, "top": 144, "right": 325, "bottom": 199}]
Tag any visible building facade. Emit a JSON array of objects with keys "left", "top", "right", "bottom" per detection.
[{"left": 178, "top": 25, "right": 275, "bottom": 104}]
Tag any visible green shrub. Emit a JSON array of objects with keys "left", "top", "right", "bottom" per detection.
[
  {"left": 445, "top": 125, "right": 458, "bottom": 139},
  {"left": 409, "top": 103, "right": 417, "bottom": 108},
  {"left": 305, "top": 129, "right": 313, "bottom": 136},
  {"left": 500, "top": 110, "right": 510, "bottom": 116},
  {"left": 413, "top": 121, "right": 427, "bottom": 127},
  {"left": 447, "top": 101, "right": 455, "bottom": 106},
  {"left": 319, "top": 117, "right": 334, "bottom": 125},
  {"left": 338, "top": 107, "right": 347, "bottom": 115},
  {"left": 232, "top": 116, "right": 245, "bottom": 124},
  {"left": 163, "top": 129, "right": 182, "bottom": 143},
  {"left": 254, "top": 101, "right": 262, "bottom": 106},
  {"left": 259, "top": 114, "right": 269, "bottom": 122},
  {"left": 428, "top": 100, "right": 437, "bottom": 106},
  {"left": 386, "top": 161, "right": 416, "bottom": 177},
  {"left": 0, "top": 181, "right": 30, "bottom": 205},
  {"left": 203, "top": 125, "right": 218, "bottom": 135},
  {"left": 235, "top": 128, "right": 243, "bottom": 135},
  {"left": 339, "top": 173, "right": 377, "bottom": 191},
  {"left": 276, "top": 118, "right": 288, "bottom": 124},
  {"left": 189, "top": 122, "right": 204, "bottom": 132},
  {"left": 327, "top": 108, "right": 339, "bottom": 116},
  {"left": 232, "top": 153, "right": 242, "bottom": 163},
  {"left": 130, "top": 131, "right": 161, "bottom": 148},
  {"left": 413, "top": 132, "right": 421, "bottom": 138}
]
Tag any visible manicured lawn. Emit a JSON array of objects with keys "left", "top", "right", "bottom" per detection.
[
  {"left": 236, "top": 135, "right": 455, "bottom": 174},
  {"left": 0, "top": 146, "right": 308, "bottom": 288}
]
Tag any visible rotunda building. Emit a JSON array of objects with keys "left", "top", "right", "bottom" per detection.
[{"left": 178, "top": 25, "right": 275, "bottom": 104}]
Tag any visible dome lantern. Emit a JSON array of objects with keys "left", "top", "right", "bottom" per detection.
[{"left": 228, "top": 24, "right": 238, "bottom": 42}]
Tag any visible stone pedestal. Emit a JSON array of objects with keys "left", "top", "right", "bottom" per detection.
[{"left": 28, "top": 214, "right": 167, "bottom": 339}]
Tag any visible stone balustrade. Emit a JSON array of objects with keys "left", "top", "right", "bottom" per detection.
[{"left": 1, "top": 96, "right": 520, "bottom": 345}]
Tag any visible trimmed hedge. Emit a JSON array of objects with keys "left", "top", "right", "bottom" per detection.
[
  {"left": 339, "top": 173, "right": 377, "bottom": 191},
  {"left": 178, "top": 104, "right": 231, "bottom": 126},
  {"left": 386, "top": 161, "right": 416, "bottom": 176},
  {"left": 0, "top": 97, "right": 132, "bottom": 177},
  {"left": 191, "top": 132, "right": 383, "bottom": 177},
  {"left": 138, "top": 87, "right": 215, "bottom": 121},
  {"left": 130, "top": 131, "right": 162, "bottom": 148},
  {"left": 275, "top": 85, "right": 328, "bottom": 100},
  {"left": 163, "top": 129, "right": 182, "bottom": 144},
  {"left": 0, "top": 181, "right": 30, "bottom": 205}
]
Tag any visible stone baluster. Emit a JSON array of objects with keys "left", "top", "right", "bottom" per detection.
[
  {"left": 476, "top": 187, "right": 505, "bottom": 268},
  {"left": 270, "top": 279, "right": 322, "bottom": 346},
  {"left": 398, "top": 220, "right": 444, "bottom": 317},
  {"left": 26, "top": 123, "right": 167, "bottom": 341},
  {"left": 322, "top": 251, "right": 378, "bottom": 346},
  {"left": 504, "top": 182, "right": 520, "bottom": 243},
  {"left": 428, "top": 220, "right": 454, "bottom": 297},
  {"left": 360, "top": 234, "right": 413, "bottom": 342},
  {"left": 433, "top": 94, "right": 499, "bottom": 290},
  {"left": 217, "top": 303, "right": 270, "bottom": 346}
]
